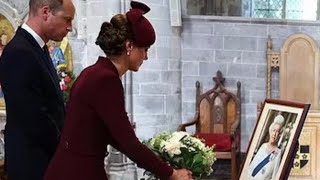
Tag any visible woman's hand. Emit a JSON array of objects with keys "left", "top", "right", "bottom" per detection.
[{"left": 169, "top": 169, "right": 193, "bottom": 180}]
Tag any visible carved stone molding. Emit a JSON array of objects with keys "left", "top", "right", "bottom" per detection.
[{"left": 0, "top": 0, "right": 27, "bottom": 28}]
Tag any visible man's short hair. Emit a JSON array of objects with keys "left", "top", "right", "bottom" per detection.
[{"left": 29, "top": 0, "right": 64, "bottom": 15}]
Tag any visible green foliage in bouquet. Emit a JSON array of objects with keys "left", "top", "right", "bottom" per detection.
[
  {"left": 144, "top": 131, "right": 216, "bottom": 179},
  {"left": 57, "top": 64, "right": 76, "bottom": 103}
]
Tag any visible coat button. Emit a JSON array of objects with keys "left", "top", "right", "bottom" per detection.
[{"left": 64, "top": 141, "right": 69, "bottom": 149}]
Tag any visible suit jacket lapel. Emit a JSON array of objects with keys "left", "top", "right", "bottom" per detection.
[{"left": 16, "top": 27, "right": 64, "bottom": 104}]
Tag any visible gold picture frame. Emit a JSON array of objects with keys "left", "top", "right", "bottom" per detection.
[{"left": 0, "top": 14, "right": 15, "bottom": 110}]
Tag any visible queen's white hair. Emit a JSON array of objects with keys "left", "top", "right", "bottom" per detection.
[{"left": 269, "top": 114, "right": 285, "bottom": 135}]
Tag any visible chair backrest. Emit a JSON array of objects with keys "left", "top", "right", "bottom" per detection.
[
  {"left": 267, "top": 34, "right": 320, "bottom": 111},
  {"left": 195, "top": 71, "right": 241, "bottom": 134}
]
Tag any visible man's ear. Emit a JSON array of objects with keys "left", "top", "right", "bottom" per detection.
[{"left": 41, "top": 5, "right": 50, "bottom": 20}]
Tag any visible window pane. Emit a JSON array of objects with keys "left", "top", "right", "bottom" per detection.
[{"left": 186, "top": 0, "right": 319, "bottom": 21}]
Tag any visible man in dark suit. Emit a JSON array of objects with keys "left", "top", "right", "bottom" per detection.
[{"left": 0, "top": 0, "right": 75, "bottom": 179}]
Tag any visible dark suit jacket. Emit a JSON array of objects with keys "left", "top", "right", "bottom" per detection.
[
  {"left": 44, "top": 57, "right": 173, "bottom": 180},
  {"left": 0, "top": 27, "right": 65, "bottom": 180}
]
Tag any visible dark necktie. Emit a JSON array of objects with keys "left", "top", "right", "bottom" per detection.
[{"left": 43, "top": 45, "right": 60, "bottom": 88}]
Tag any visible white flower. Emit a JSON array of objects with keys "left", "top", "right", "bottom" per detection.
[
  {"left": 59, "top": 80, "right": 65, "bottom": 86},
  {"left": 170, "top": 131, "right": 189, "bottom": 142},
  {"left": 145, "top": 131, "right": 216, "bottom": 178},
  {"left": 61, "top": 72, "right": 67, "bottom": 77},
  {"left": 163, "top": 141, "right": 183, "bottom": 157}
]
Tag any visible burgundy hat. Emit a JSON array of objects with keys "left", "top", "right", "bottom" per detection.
[{"left": 126, "top": 1, "right": 156, "bottom": 47}]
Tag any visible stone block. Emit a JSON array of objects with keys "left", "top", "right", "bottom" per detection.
[
  {"left": 182, "top": 22, "right": 213, "bottom": 34},
  {"left": 87, "top": 1, "right": 120, "bottom": 17},
  {"left": 257, "top": 37, "right": 268, "bottom": 52},
  {"left": 227, "top": 63, "right": 256, "bottom": 77},
  {"left": 141, "top": 84, "right": 171, "bottom": 95},
  {"left": 157, "top": 47, "right": 180, "bottom": 59},
  {"left": 152, "top": 19, "right": 173, "bottom": 36},
  {"left": 182, "top": 49, "right": 213, "bottom": 62},
  {"left": 161, "top": 71, "right": 181, "bottom": 83},
  {"left": 300, "top": 26, "right": 320, "bottom": 40},
  {"left": 224, "top": 36, "right": 257, "bottom": 51},
  {"left": 250, "top": 90, "right": 266, "bottom": 103},
  {"left": 141, "top": 59, "right": 168, "bottom": 71},
  {"left": 133, "top": 96, "right": 164, "bottom": 114},
  {"left": 215, "top": 50, "right": 242, "bottom": 63},
  {"left": 168, "top": 60, "right": 181, "bottom": 70},
  {"left": 165, "top": 95, "right": 181, "bottom": 115},
  {"left": 182, "top": 76, "right": 201, "bottom": 88},
  {"left": 133, "top": 71, "right": 161, "bottom": 83},
  {"left": 182, "top": 34, "right": 223, "bottom": 49},
  {"left": 214, "top": 23, "right": 267, "bottom": 37},
  {"left": 199, "top": 62, "right": 227, "bottom": 76},
  {"left": 135, "top": 115, "right": 169, "bottom": 127},
  {"left": 242, "top": 51, "right": 266, "bottom": 64},
  {"left": 147, "top": 5, "right": 169, "bottom": 20},
  {"left": 182, "top": 88, "right": 196, "bottom": 102},
  {"left": 182, "top": 62, "right": 199, "bottom": 76},
  {"left": 268, "top": 25, "right": 301, "bottom": 39},
  {"left": 256, "top": 64, "right": 267, "bottom": 78}
]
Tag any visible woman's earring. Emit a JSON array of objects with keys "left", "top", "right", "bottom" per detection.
[{"left": 127, "top": 51, "right": 130, "bottom": 56}]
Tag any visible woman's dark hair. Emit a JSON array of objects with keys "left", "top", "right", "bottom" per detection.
[{"left": 95, "top": 14, "right": 134, "bottom": 56}]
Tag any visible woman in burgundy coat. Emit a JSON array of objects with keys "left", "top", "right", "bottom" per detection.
[{"left": 44, "top": 1, "right": 193, "bottom": 180}]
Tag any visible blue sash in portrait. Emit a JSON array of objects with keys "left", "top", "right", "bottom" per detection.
[{"left": 252, "top": 151, "right": 274, "bottom": 177}]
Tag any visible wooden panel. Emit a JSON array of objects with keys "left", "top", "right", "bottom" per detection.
[
  {"left": 280, "top": 34, "right": 319, "bottom": 110},
  {"left": 227, "top": 99, "right": 236, "bottom": 133},
  {"left": 199, "top": 98, "right": 211, "bottom": 133},
  {"left": 213, "top": 96, "right": 225, "bottom": 133},
  {"left": 289, "top": 113, "right": 320, "bottom": 180}
]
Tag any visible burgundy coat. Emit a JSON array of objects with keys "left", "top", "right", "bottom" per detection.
[{"left": 44, "top": 57, "right": 173, "bottom": 180}]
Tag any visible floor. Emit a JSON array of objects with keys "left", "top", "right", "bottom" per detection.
[
  {"left": 200, "top": 159, "right": 232, "bottom": 180},
  {"left": 201, "top": 153, "right": 246, "bottom": 180}
]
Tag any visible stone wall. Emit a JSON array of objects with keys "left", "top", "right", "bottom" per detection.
[{"left": 181, "top": 16, "right": 320, "bottom": 151}]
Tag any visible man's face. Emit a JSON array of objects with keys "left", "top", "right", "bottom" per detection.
[{"left": 46, "top": 0, "right": 75, "bottom": 41}]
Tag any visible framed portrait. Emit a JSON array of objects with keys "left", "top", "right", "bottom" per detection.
[
  {"left": 0, "top": 14, "right": 15, "bottom": 110},
  {"left": 239, "top": 99, "right": 310, "bottom": 180}
]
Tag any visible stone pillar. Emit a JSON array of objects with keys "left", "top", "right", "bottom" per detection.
[{"left": 105, "top": 146, "right": 138, "bottom": 180}]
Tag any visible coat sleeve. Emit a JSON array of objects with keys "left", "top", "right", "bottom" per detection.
[{"left": 91, "top": 77, "right": 173, "bottom": 180}]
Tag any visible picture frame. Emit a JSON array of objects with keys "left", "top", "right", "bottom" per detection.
[
  {"left": 0, "top": 14, "right": 16, "bottom": 110},
  {"left": 239, "top": 99, "right": 310, "bottom": 180}
]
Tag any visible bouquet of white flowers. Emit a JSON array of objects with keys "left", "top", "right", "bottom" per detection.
[{"left": 144, "top": 131, "right": 216, "bottom": 179}]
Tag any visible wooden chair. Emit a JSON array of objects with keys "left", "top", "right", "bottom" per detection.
[{"left": 178, "top": 70, "right": 241, "bottom": 180}]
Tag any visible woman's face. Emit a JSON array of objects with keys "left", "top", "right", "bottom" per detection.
[
  {"left": 128, "top": 46, "right": 149, "bottom": 72},
  {"left": 0, "top": 34, "right": 8, "bottom": 46},
  {"left": 270, "top": 124, "right": 282, "bottom": 144}
]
